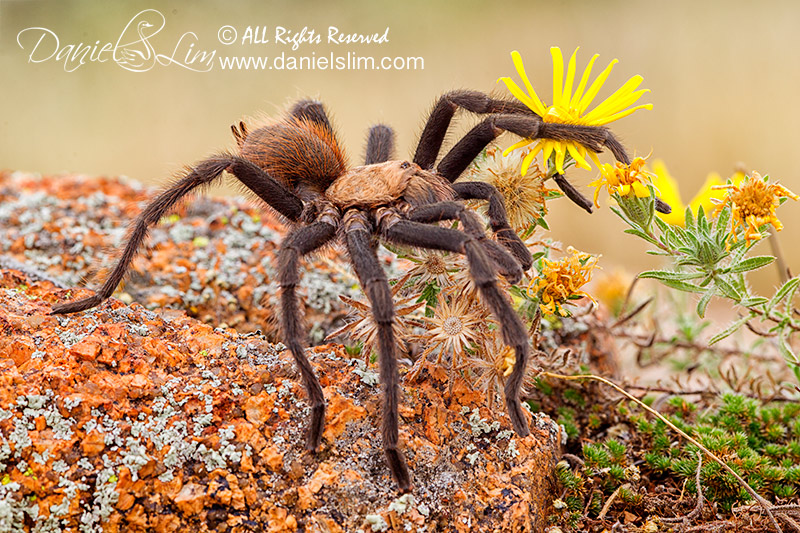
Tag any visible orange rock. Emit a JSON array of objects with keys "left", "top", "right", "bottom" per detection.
[
  {"left": 125, "top": 503, "right": 148, "bottom": 529},
  {"left": 311, "top": 514, "right": 344, "bottom": 533},
  {"left": 0, "top": 246, "right": 563, "bottom": 532},
  {"left": 174, "top": 483, "right": 206, "bottom": 515},
  {"left": 243, "top": 392, "right": 274, "bottom": 425},
  {"left": 127, "top": 373, "right": 150, "bottom": 399},
  {"left": 226, "top": 474, "right": 246, "bottom": 510},
  {"left": 266, "top": 506, "right": 298, "bottom": 533},
  {"left": 322, "top": 394, "right": 366, "bottom": 443},
  {"left": 69, "top": 336, "right": 102, "bottom": 362},
  {"left": 305, "top": 463, "right": 338, "bottom": 495},
  {"left": 8, "top": 337, "right": 35, "bottom": 367},
  {"left": 296, "top": 485, "right": 315, "bottom": 511},
  {"left": 154, "top": 475, "right": 183, "bottom": 500},
  {"left": 153, "top": 514, "right": 181, "bottom": 533},
  {"left": 116, "top": 491, "right": 135, "bottom": 511},
  {"left": 81, "top": 429, "right": 105, "bottom": 456}
]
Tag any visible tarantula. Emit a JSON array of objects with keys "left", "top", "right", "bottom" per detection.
[{"left": 53, "top": 90, "right": 654, "bottom": 493}]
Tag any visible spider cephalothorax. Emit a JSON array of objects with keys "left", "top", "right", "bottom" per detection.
[{"left": 53, "top": 90, "right": 644, "bottom": 493}]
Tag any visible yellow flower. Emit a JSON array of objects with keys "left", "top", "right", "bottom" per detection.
[
  {"left": 499, "top": 47, "right": 652, "bottom": 175},
  {"left": 650, "top": 160, "right": 742, "bottom": 226},
  {"left": 589, "top": 157, "right": 653, "bottom": 207},
  {"left": 528, "top": 247, "right": 598, "bottom": 317},
  {"left": 467, "top": 147, "right": 553, "bottom": 232},
  {"left": 711, "top": 172, "right": 799, "bottom": 246}
]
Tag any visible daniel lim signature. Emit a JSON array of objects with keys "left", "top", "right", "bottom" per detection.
[{"left": 16, "top": 9, "right": 216, "bottom": 73}]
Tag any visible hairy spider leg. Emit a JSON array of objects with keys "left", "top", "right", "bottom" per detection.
[
  {"left": 364, "top": 124, "right": 396, "bottom": 165},
  {"left": 436, "top": 114, "right": 611, "bottom": 182},
  {"left": 552, "top": 174, "right": 594, "bottom": 214},
  {"left": 276, "top": 216, "right": 339, "bottom": 453},
  {"left": 414, "top": 90, "right": 535, "bottom": 170},
  {"left": 451, "top": 181, "right": 534, "bottom": 271},
  {"left": 380, "top": 213, "right": 531, "bottom": 438},
  {"left": 343, "top": 210, "right": 412, "bottom": 493},
  {"left": 408, "top": 201, "right": 524, "bottom": 284},
  {"left": 51, "top": 154, "right": 304, "bottom": 314}
]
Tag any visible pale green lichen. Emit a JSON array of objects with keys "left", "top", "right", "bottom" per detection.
[
  {"left": 388, "top": 494, "right": 415, "bottom": 514},
  {"left": 467, "top": 408, "right": 501, "bottom": 437},
  {"left": 353, "top": 360, "right": 379, "bottom": 387},
  {"left": 365, "top": 514, "right": 389, "bottom": 532}
]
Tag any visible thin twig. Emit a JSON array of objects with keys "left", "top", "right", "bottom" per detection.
[
  {"left": 597, "top": 484, "right": 626, "bottom": 520},
  {"left": 610, "top": 297, "right": 652, "bottom": 329},
  {"left": 768, "top": 229, "right": 789, "bottom": 285},
  {"left": 663, "top": 451, "right": 705, "bottom": 524}
]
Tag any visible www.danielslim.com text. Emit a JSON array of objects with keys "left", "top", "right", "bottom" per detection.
[{"left": 218, "top": 52, "right": 424, "bottom": 70}]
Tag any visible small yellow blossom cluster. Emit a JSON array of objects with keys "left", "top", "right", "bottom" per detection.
[
  {"left": 529, "top": 248, "right": 598, "bottom": 317},
  {"left": 589, "top": 157, "right": 654, "bottom": 207},
  {"left": 712, "top": 172, "right": 799, "bottom": 246}
]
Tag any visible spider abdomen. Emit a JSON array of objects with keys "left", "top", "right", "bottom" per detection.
[
  {"left": 325, "top": 161, "right": 454, "bottom": 209},
  {"left": 239, "top": 119, "right": 347, "bottom": 192}
]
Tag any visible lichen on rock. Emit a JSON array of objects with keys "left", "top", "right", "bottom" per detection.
[{"left": 0, "top": 268, "right": 561, "bottom": 531}]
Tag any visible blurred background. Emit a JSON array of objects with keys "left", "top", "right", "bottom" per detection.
[{"left": 1, "top": 0, "right": 799, "bottom": 294}]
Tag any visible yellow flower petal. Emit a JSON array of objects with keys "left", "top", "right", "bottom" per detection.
[
  {"left": 498, "top": 77, "right": 540, "bottom": 115},
  {"left": 577, "top": 58, "right": 618, "bottom": 114},
  {"left": 501, "top": 49, "right": 651, "bottom": 175},
  {"left": 567, "top": 143, "right": 591, "bottom": 170},
  {"left": 520, "top": 143, "right": 544, "bottom": 175},
  {"left": 510, "top": 50, "right": 547, "bottom": 115},
  {"left": 542, "top": 142, "right": 555, "bottom": 169},
  {"left": 593, "top": 103, "right": 654, "bottom": 126},
  {"left": 551, "top": 47, "right": 564, "bottom": 109},
  {"left": 583, "top": 75, "right": 645, "bottom": 123},
  {"left": 554, "top": 143, "right": 566, "bottom": 174},
  {"left": 570, "top": 53, "right": 600, "bottom": 109},
  {"left": 503, "top": 138, "right": 534, "bottom": 157},
  {"left": 563, "top": 48, "right": 579, "bottom": 107},
  {"left": 632, "top": 181, "right": 651, "bottom": 197}
]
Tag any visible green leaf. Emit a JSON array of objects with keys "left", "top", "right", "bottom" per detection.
[
  {"left": 767, "top": 277, "right": 800, "bottom": 312},
  {"left": 697, "top": 205, "right": 709, "bottom": 234},
  {"left": 715, "top": 206, "right": 731, "bottom": 238},
  {"left": 730, "top": 256, "right": 775, "bottom": 274},
  {"left": 777, "top": 329, "right": 799, "bottom": 365},
  {"left": 715, "top": 276, "right": 743, "bottom": 302},
  {"left": 654, "top": 216, "right": 671, "bottom": 233},
  {"left": 639, "top": 270, "right": 704, "bottom": 282},
  {"left": 684, "top": 206, "right": 695, "bottom": 229},
  {"left": 659, "top": 278, "right": 706, "bottom": 293},
  {"left": 697, "top": 289, "right": 715, "bottom": 318},
  {"left": 623, "top": 228, "right": 659, "bottom": 245},
  {"left": 709, "top": 314, "right": 752, "bottom": 345},
  {"left": 417, "top": 281, "right": 440, "bottom": 317},
  {"left": 739, "top": 296, "right": 769, "bottom": 307},
  {"left": 668, "top": 225, "right": 690, "bottom": 247}
]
